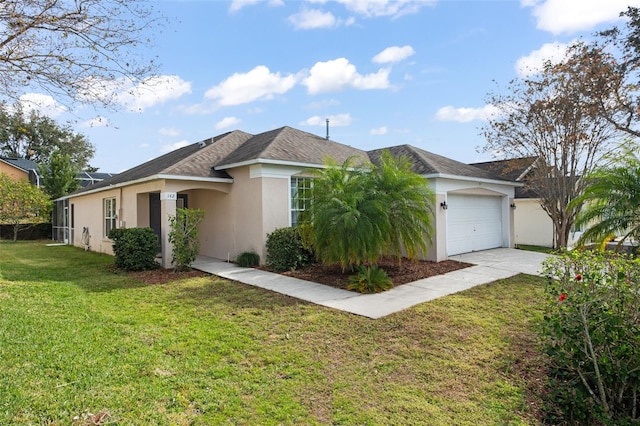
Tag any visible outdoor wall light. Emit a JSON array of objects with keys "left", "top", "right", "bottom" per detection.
[
  {"left": 510, "top": 203, "right": 517, "bottom": 209},
  {"left": 440, "top": 201, "right": 448, "bottom": 210}
]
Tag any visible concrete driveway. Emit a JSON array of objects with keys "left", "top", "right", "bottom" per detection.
[
  {"left": 448, "top": 248, "right": 551, "bottom": 276},
  {"left": 193, "top": 248, "right": 552, "bottom": 319}
]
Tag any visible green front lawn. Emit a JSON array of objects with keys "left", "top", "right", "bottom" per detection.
[{"left": 0, "top": 241, "right": 547, "bottom": 425}]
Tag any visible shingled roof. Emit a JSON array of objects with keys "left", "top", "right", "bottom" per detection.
[
  {"left": 470, "top": 157, "right": 538, "bottom": 181},
  {"left": 368, "top": 145, "right": 512, "bottom": 181},
  {"left": 470, "top": 157, "right": 539, "bottom": 197},
  {"left": 217, "top": 126, "right": 369, "bottom": 169},
  {"left": 71, "top": 130, "right": 253, "bottom": 194},
  {"left": 0, "top": 157, "right": 38, "bottom": 172},
  {"left": 68, "top": 126, "right": 522, "bottom": 198}
]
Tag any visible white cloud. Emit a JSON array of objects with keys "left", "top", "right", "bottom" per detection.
[
  {"left": 160, "top": 140, "right": 191, "bottom": 153},
  {"left": 300, "top": 113, "right": 352, "bottom": 127},
  {"left": 18, "top": 93, "right": 67, "bottom": 117},
  {"left": 370, "top": 126, "right": 388, "bottom": 135},
  {"left": 205, "top": 66, "right": 297, "bottom": 106},
  {"left": 335, "top": 0, "right": 434, "bottom": 18},
  {"left": 372, "top": 45, "right": 415, "bottom": 64},
  {"left": 229, "top": 0, "right": 283, "bottom": 13},
  {"left": 158, "top": 127, "right": 180, "bottom": 136},
  {"left": 81, "top": 116, "right": 109, "bottom": 128},
  {"left": 523, "top": 0, "right": 639, "bottom": 34},
  {"left": 80, "top": 75, "right": 191, "bottom": 112},
  {"left": 289, "top": 9, "right": 337, "bottom": 29},
  {"left": 215, "top": 116, "right": 241, "bottom": 130},
  {"left": 303, "top": 58, "right": 390, "bottom": 94},
  {"left": 119, "top": 75, "right": 192, "bottom": 112},
  {"left": 435, "top": 105, "right": 501, "bottom": 122},
  {"left": 515, "top": 42, "right": 571, "bottom": 77}
]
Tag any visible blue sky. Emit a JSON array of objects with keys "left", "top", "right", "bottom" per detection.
[{"left": 18, "top": 0, "right": 640, "bottom": 172}]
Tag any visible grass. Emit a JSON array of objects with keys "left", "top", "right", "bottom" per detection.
[
  {"left": 0, "top": 241, "right": 547, "bottom": 425},
  {"left": 516, "top": 244, "right": 556, "bottom": 254}
]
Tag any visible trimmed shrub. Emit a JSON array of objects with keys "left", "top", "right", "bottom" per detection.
[
  {"left": 108, "top": 227, "right": 159, "bottom": 271},
  {"left": 347, "top": 264, "right": 393, "bottom": 293},
  {"left": 541, "top": 250, "right": 640, "bottom": 424},
  {"left": 265, "top": 227, "right": 314, "bottom": 272},
  {"left": 236, "top": 251, "right": 260, "bottom": 267}
]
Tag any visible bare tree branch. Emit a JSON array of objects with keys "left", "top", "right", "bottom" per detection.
[{"left": 0, "top": 0, "right": 163, "bottom": 108}]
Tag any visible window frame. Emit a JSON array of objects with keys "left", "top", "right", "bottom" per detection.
[
  {"left": 290, "top": 177, "right": 313, "bottom": 227},
  {"left": 104, "top": 197, "right": 117, "bottom": 238}
]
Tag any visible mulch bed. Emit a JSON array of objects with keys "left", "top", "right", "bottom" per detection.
[
  {"left": 263, "top": 257, "right": 472, "bottom": 290},
  {"left": 116, "top": 257, "right": 472, "bottom": 290}
]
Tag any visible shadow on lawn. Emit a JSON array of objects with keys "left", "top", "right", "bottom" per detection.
[{"left": 174, "top": 279, "right": 309, "bottom": 312}]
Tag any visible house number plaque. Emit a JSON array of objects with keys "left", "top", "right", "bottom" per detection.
[{"left": 160, "top": 192, "right": 177, "bottom": 200}]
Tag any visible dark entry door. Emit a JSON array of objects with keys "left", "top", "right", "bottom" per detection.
[
  {"left": 149, "top": 193, "right": 161, "bottom": 251},
  {"left": 149, "top": 193, "right": 189, "bottom": 252}
]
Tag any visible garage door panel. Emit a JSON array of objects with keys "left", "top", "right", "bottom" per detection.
[{"left": 446, "top": 194, "right": 503, "bottom": 256}]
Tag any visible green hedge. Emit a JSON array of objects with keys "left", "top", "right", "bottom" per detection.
[
  {"left": 108, "top": 227, "right": 159, "bottom": 271},
  {"left": 265, "top": 227, "right": 314, "bottom": 272}
]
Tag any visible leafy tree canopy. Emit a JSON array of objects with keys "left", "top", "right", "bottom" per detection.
[
  {"left": 559, "top": 6, "right": 640, "bottom": 138},
  {"left": 0, "top": 172, "right": 51, "bottom": 241},
  {"left": 38, "top": 150, "right": 80, "bottom": 200},
  {"left": 0, "top": 103, "right": 95, "bottom": 171},
  {"left": 0, "top": 0, "right": 162, "bottom": 108}
]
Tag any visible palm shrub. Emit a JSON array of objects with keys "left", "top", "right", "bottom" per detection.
[
  {"left": 303, "top": 151, "right": 434, "bottom": 272},
  {"left": 347, "top": 264, "right": 393, "bottom": 293},
  {"left": 572, "top": 145, "right": 640, "bottom": 252},
  {"left": 169, "top": 208, "right": 205, "bottom": 272},
  {"left": 265, "top": 227, "right": 314, "bottom": 271},
  {"left": 108, "top": 227, "right": 159, "bottom": 271},
  {"left": 540, "top": 250, "right": 640, "bottom": 424}
]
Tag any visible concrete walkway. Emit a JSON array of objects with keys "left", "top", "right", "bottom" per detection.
[{"left": 191, "top": 248, "right": 551, "bottom": 319}]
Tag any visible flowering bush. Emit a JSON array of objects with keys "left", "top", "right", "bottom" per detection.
[{"left": 541, "top": 250, "right": 640, "bottom": 424}]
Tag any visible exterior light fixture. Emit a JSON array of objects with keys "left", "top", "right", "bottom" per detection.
[
  {"left": 510, "top": 203, "right": 517, "bottom": 209},
  {"left": 440, "top": 201, "right": 448, "bottom": 210}
]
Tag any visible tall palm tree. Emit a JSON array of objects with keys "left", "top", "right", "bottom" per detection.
[{"left": 573, "top": 147, "right": 640, "bottom": 249}]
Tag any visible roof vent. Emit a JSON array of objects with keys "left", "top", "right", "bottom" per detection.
[{"left": 325, "top": 118, "right": 330, "bottom": 140}]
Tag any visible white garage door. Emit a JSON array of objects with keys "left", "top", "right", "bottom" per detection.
[{"left": 446, "top": 194, "right": 503, "bottom": 256}]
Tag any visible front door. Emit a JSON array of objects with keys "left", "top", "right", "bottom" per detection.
[{"left": 149, "top": 193, "right": 189, "bottom": 252}]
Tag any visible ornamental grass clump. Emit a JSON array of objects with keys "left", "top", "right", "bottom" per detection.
[{"left": 541, "top": 250, "right": 640, "bottom": 424}]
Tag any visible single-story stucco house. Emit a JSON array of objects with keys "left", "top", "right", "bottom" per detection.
[{"left": 53, "top": 126, "right": 521, "bottom": 268}]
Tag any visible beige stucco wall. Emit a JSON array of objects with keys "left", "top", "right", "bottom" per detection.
[
  {"left": 514, "top": 198, "right": 554, "bottom": 248},
  {"left": 0, "top": 162, "right": 28, "bottom": 181},
  {"left": 196, "top": 165, "right": 294, "bottom": 263}
]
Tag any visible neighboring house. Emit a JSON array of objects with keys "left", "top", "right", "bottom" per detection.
[
  {"left": 470, "top": 157, "right": 582, "bottom": 248},
  {"left": 1, "top": 157, "right": 116, "bottom": 189},
  {"left": 0, "top": 157, "right": 40, "bottom": 185},
  {"left": 53, "top": 126, "right": 520, "bottom": 268}
]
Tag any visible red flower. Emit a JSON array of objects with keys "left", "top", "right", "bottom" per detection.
[
  {"left": 559, "top": 293, "right": 567, "bottom": 302},
  {"left": 575, "top": 274, "right": 582, "bottom": 281}
]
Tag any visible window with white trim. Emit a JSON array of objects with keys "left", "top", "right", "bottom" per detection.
[
  {"left": 290, "top": 177, "right": 312, "bottom": 227},
  {"left": 104, "top": 197, "right": 117, "bottom": 238}
]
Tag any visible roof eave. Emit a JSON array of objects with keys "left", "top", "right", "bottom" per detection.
[
  {"left": 215, "top": 158, "right": 327, "bottom": 171},
  {"left": 56, "top": 173, "right": 233, "bottom": 201},
  {"left": 423, "top": 173, "right": 524, "bottom": 187}
]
